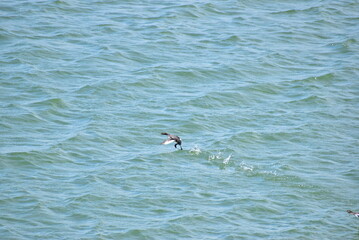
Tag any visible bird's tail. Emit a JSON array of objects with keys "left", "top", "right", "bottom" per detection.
[{"left": 161, "top": 132, "right": 169, "bottom": 135}]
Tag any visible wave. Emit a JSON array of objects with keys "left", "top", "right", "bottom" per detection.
[{"left": 271, "top": 6, "right": 322, "bottom": 15}]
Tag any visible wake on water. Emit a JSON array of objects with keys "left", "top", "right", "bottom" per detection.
[
  {"left": 189, "top": 145, "right": 233, "bottom": 165},
  {"left": 188, "top": 145, "right": 277, "bottom": 177}
]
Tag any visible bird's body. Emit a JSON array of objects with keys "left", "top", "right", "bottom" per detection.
[
  {"left": 347, "top": 210, "right": 359, "bottom": 217},
  {"left": 161, "top": 133, "right": 182, "bottom": 150}
]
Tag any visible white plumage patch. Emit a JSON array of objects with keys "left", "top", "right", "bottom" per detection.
[{"left": 161, "top": 139, "right": 175, "bottom": 145}]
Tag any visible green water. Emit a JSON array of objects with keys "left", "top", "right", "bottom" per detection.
[{"left": 1, "top": 0, "right": 358, "bottom": 239}]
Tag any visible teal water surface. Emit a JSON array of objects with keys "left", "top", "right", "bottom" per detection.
[{"left": 1, "top": 0, "right": 359, "bottom": 239}]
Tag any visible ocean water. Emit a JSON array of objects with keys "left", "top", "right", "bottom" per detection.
[{"left": 1, "top": 0, "right": 358, "bottom": 239}]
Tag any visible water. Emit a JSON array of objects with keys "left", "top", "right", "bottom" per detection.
[{"left": 1, "top": 0, "right": 358, "bottom": 239}]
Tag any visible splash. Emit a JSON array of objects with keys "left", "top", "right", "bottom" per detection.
[
  {"left": 223, "top": 154, "right": 232, "bottom": 165},
  {"left": 239, "top": 161, "right": 254, "bottom": 172},
  {"left": 208, "top": 151, "right": 222, "bottom": 161},
  {"left": 189, "top": 145, "right": 202, "bottom": 155},
  {"left": 208, "top": 152, "right": 233, "bottom": 165}
]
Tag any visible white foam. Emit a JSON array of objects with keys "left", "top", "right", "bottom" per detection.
[
  {"left": 239, "top": 161, "right": 253, "bottom": 171},
  {"left": 223, "top": 154, "right": 232, "bottom": 165},
  {"left": 208, "top": 151, "right": 223, "bottom": 161},
  {"left": 189, "top": 145, "right": 202, "bottom": 155}
]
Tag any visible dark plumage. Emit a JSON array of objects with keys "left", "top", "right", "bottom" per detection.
[
  {"left": 347, "top": 210, "right": 359, "bottom": 217},
  {"left": 161, "top": 132, "right": 182, "bottom": 150}
]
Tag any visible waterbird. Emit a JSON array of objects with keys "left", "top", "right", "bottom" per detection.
[
  {"left": 161, "top": 133, "right": 182, "bottom": 150},
  {"left": 347, "top": 210, "right": 359, "bottom": 218}
]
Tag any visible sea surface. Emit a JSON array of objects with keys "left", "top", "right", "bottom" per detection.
[{"left": 1, "top": 0, "right": 358, "bottom": 239}]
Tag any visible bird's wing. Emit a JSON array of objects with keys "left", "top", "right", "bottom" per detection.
[
  {"left": 172, "top": 136, "right": 179, "bottom": 140},
  {"left": 161, "top": 139, "right": 175, "bottom": 145}
]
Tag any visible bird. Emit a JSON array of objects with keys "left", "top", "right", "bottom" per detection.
[
  {"left": 161, "top": 132, "right": 183, "bottom": 150},
  {"left": 347, "top": 210, "right": 359, "bottom": 217}
]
